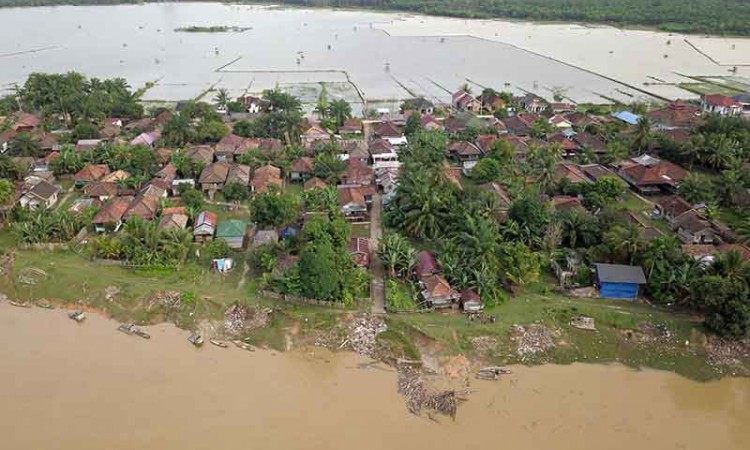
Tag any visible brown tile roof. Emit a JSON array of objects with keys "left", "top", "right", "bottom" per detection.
[
  {"left": 199, "top": 161, "right": 230, "bottom": 184},
  {"left": 717, "top": 244, "right": 750, "bottom": 261},
  {"left": 368, "top": 138, "right": 395, "bottom": 155},
  {"left": 657, "top": 196, "right": 693, "bottom": 218},
  {"left": 154, "top": 147, "right": 176, "bottom": 165},
  {"left": 673, "top": 210, "right": 712, "bottom": 233},
  {"left": 422, "top": 274, "right": 456, "bottom": 298},
  {"left": 251, "top": 165, "right": 283, "bottom": 193},
  {"left": 448, "top": 141, "right": 482, "bottom": 157},
  {"left": 155, "top": 163, "right": 177, "bottom": 182},
  {"left": 551, "top": 195, "right": 584, "bottom": 211},
  {"left": 337, "top": 185, "right": 373, "bottom": 207},
  {"left": 342, "top": 159, "right": 373, "bottom": 186},
  {"left": 101, "top": 170, "right": 131, "bottom": 183},
  {"left": 475, "top": 134, "right": 498, "bottom": 153},
  {"left": 162, "top": 206, "right": 186, "bottom": 215},
  {"left": 415, "top": 251, "right": 438, "bottom": 278},
  {"left": 291, "top": 157, "right": 314, "bottom": 174},
  {"left": 83, "top": 181, "right": 119, "bottom": 198},
  {"left": 573, "top": 132, "right": 606, "bottom": 151},
  {"left": 227, "top": 164, "right": 251, "bottom": 185},
  {"left": 339, "top": 119, "right": 362, "bottom": 133},
  {"left": 548, "top": 133, "right": 580, "bottom": 152},
  {"left": 74, "top": 164, "right": 109, "bottom": 182},
  {"left": 158, "top": 213, "right": 189, "bottom": 231},
  {"left": 304, "top": 177, "right": 328, "bottom": 190},
  {"left": 620, "top": 160, "right": 688, "bottom": 187},
  {"left": 124, "top": 187, "right": 162, "bottom": 221},
  {"left": 681, "top": 244, "right": 717, "bottom": 258},
  {"left": 373, "top": 121, "right": 402, "bottom": 138},
  {"left": 92, "top": 196, "right": 132, "bottom": 224},
  {"left": 555, "top": 162, "right": 590, "bottom": 184},
  {"left": 11, "top": 112, "right": 40, "bottom": 131},
  {"left": 647, "top": 101, "right": 702, "bottom": 129},
  {"left": 348, "top": 237, "right": 370, "bottom": 267},
  {"left": 703, "top": 94, "right": 740, "bottom": 108},
  {"left": 185, "top": 145, "right": 215, "bottom": 165}
]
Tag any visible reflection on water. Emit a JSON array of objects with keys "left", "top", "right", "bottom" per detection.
[{"left": 0, "top": 301, "right": 748, "bottom": 450}]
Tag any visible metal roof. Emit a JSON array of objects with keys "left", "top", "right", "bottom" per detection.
[{"left": 595, "top": 263, "right": 646, "bottom": 284}]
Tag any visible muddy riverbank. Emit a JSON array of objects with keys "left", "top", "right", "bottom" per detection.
[{"left": 1, "top": 301, "right": 748, "bottom": 450}]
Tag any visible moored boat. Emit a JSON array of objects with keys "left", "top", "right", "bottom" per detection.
[
  {"left": 8, "top": 301, "right": 32, "bottom": 308},
  {"left": 188, "top": 334, "right": 204, "bottom": 346},
  {"left": 210, "top": 339, "right": 228, "bottom": 348},
  {"left": 232, "top": 340, "right": 255, "bottom": 352},
  {"left": 35, "top": 301, "right": 55, "bottom": 310},
  {"left": 68, "top": 311, "right": 86, "bottom": 322}
]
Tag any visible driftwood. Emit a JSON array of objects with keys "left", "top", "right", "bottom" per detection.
[{"left": 397, "top": 367, "right": 458, "bottom": 419}]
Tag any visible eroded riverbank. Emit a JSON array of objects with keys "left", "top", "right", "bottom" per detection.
[{"left": 1, "top": 301, "right": 748, "bottom": 450}]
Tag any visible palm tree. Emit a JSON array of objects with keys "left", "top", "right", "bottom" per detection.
[
  {"left": 604, "top": 224, "right": 646, "bottom": 264},
  {"left": 602, "top": 140, "right": 629, "bottom": 165},
  {"left": 678, "top": 173, "right": 715, "bottom": 204},
  {"left": 632, "top": 116, "right": 652, "bottom": 155},
  {"left": 214, "top": 88, "right": 230, "bottom": 110},
  {"left": 9, "top": 132, "right": 41, "bottom": 158},
  {"left": 378, "top": 233, "right": 413, "bottom": 278},
  {"left": 327, "top": 99, "right": 352, "bottom": 127},
  {"left": 314, "top": 83, "right": 328, "bottom": 119}
]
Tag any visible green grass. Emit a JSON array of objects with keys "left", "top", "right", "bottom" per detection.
[{"left": 388, "top": 287, "right": 725, "bottom": 381}]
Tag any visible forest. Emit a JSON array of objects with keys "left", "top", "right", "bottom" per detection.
[{"left": 2, "top": 0, "right": 749, "bottom": 36}]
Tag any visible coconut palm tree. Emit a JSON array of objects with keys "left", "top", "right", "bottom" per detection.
[
  {"left": 632, "top": 116, "right": 652, "bottom": 155},
  {"left": 214, "top": 88, "right": 230, "bottom": 110},
  {"left": 327, "top": 99, "right": 352, "bottom": 127}
]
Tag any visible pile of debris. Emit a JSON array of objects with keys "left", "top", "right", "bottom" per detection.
[
  {"left": 570, "top": 316, "right": 596, "bottom": 331},
  {"left": 146, "top": 291, "right": 182, "bottom": 310},
  {"left": 623, "top": 321, "right": 674, "bottom": 345},
  {"left": 224, "top": 305, "right": 272, "bottom": 336},
  {"left": 16, "top": 267, "right": 48, "bottom": 285},
  {"left": 705, "top": 336, "right": 750, "bottom": 374},
  {"left": 510, "top": 324, "right": 556, "bottom": 358},
  {"left": 104, "top": 285, "right": 120, "bottom": 302},
  {"left": 397, "top": 367, "right": 458, "bottom": 419},
  {"left": 470, "top": 336, "right": 498, "bottom": 357},
  {"left": 347, "top": 314, "right": 387, "bottom": 357}
]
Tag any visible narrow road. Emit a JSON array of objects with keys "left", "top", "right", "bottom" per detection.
[{"left": 369, "top": 193, "right": 385, "bottom": 314}]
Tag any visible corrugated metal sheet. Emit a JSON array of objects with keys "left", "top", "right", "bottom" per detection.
[{"left": 599, "top": 282, "right": 639, "bottom": 300}]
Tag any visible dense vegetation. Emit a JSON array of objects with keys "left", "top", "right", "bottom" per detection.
[{"left": 2, "top": 0, "right": 750, "bottom": 35}]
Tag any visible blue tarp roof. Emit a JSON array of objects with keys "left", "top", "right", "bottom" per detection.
[
  {"left": 280, "top": 226, "right": 298, "bottom": 239},
  {"left": 612, "top": 111, "right": 641, "bottom": 125}
]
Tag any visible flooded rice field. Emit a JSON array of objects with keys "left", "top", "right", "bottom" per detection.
[
  {"left": 2, "top": 3, "right": 748, "bottom": 108},
  {"left": 1, "top": 301, "right": 749, "bottom": 450}
]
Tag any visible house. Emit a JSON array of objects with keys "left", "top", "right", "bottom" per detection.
[
  {"left": 555, "top": 162, "right": 591, "bottom": 184},
  {"left": 237, "top": 95, "right": 268, "bottom": 113},
  {"left": 155, "top": 163, "right": 178, "bottom": 183},
  {"left": 618, "top": 155, "right": 688, "bottom": 195},
  {"left": 129, "top": 131, "right": 159, "bottom": 147},
  {"left": 193, "top": 211, "right": 218, "bottom": 242},
  {"left": 337, "top": 185, "right": 374, "bottom": 221},
  {"left": 518, "top": 93, "right": 549, "bottom": 113},
  {"left": 341, "top": 159, "right": 373, "bottom": 186},
  {"left": 701, "top": 94, "right": 741, "bottom": 116},
  {"left": 339, "top": 119, "right": 363, "bottom": 135},
  {"left": 548, "top": 133, "right": 580, "bottom": 156},
  {"left": 372, "top": 121, "right": 402, "bottom": 141},
  {"left": 74, "top": 164, "right": 109, "bottom": 187},
  {"left": 348, "top": 237, "right": 370, "bottom": 267},
  {"left": 226, "top": 164, "right": 251, "bottom": 186},
  {"left": 420, "top": 274, "right": 460, "bottom": 308},
  {"left": 101, "top": 170, "right": 130, "bottom": 184},
  {"left": 300, "top": 126, "right": 329, "bottom": 144},
  {"left": 154, "top": 147, "right": 176, "bottom": 165},
  {"left": 157, "top": 213, "right": 189, "bottom": 231},
  {"left": 199, "top": 161, "right": 230, "bottom": 194},
  {"left": 18, "top": 180, "right": 60, "bottom": 210},
  {"left": 83, "top": 181, "right": 119, "bottom": 201},
  {"left": 35, "top": 151, "right": 60, "bottom": 172},
  {"left": 368, "top": 139, "right": 398, "bottom": 163},
  {"left": 647, "top": 100, "right": 702, "bottom": 129},
  {"left": 123, "top": 186, "right": 163, "bottom": 221},
  {"left": 216, "top": 220, "right": 248, "bottom": 249},
  {"left": 304, "top": 177, "right": 327, "bottom": 191},
  {"left": 402, "top": 97, "right": 435, "bottom": 115},
  {"left": 656, "top": 196, "right": 693, "bottom": 222},
  {"left": 92, "top": 196, "right": 133, "bottom": 233},
  {"left": 11, "top": 113, "right": 40, "bottom": 132},
  {"left": 420, "top": 114, "right": 443, "bottom": 131},
  {"left": 75, "top": 139, "right": 104, "bottom": 152},
  {"left": 733, "top": 94, "right": 750, "bottom": 114},
  {"left": 451, "top": 90, "right": 481, "bottom": 113},
  {"left": 572, "top": 132, "right": 606, "bottom": 153},
  {"left": 289, "top": 157, "right": 314, "bottom": 181},
  {"left": 580, "top": 164, "right": 625, "bottom": 184},
  {"left": 448, "top": 141, "right": 482, "bottom": 163},
  {"left": 551, "top": 103, "right": 576, "bottom": 113},
  {"left": 459, "top": 290, "right": 483, "bottom": 312},
  {"left": 415, "top": 251, "right": 438, "bottom": 279},
  {"left": 611, "top": 111, "right": 641, "bottom": 125},
  {"left": 185, "top": 145, "right": 215, "bottom": 165},
  {"left": 215, "top": 134, "right": 249, "bottom": 162},
  {"left": 68, "top": 197, "right": 100, "bottom": 215},
  {"left": 0, "top": 129, "right": 16, "bottom": 153},
  {"left": 594, "top": 263, "right": 647, "bottom": 300},
  {"left": 478, "top": 92, "right": 506, "bottom": 113},
  {"left": 251, "top": 165, "right": 283, "bottom": 194},
  {"left": 672, "top": 210, "right": 717, "bottom": 244},
  {"left": 551, "top": 195, "right": 584, "bottom": 211},
  {"left": 38, "top": 133, "right": 60, "bottom": 153}
]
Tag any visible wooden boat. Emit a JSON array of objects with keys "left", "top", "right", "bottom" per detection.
[
  {"left": 133, "top": 328, "right": 151, "bottom": 340},
  {"left": 68, "top": 311, "right": 86, "bottom": 322},
  {"left": 210, "top": 339, "right": 228, "bottom": 348},
  {"left": 35, "top": 301, "right": 55, "bottom": 310},
  {"left": 118, "top": 324, "right": 150, "bottom": 339},
  {"left": 8, "top": 301, "right": 32, "bottom": 308},
  {"left": 476, "top": 367, "right": 513, "bottom": 381},
  {"left": 188, "top": 334, "right": 204, "bottom": 347},
  {"left": 232, "top": 340, "right": 255, "bottom": 352}
]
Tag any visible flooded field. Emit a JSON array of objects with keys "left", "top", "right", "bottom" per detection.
[
  {"left": 2, "top": 3, "right": 747, "bottom": 107},
  {"left": 1, "top": 301, "right": 748, "bottom": 450}
]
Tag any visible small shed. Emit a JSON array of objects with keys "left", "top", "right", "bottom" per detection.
[
  {"left": 216, "top": 220, "right": 248, "bottom": 249},
  {"left": 459, "top": 290, "right": 483, "bottom": 312},
  {"left": 594, "top": 263, "right": 647, "bottom": 300},
  {"left": 252, "top": 229, "right": 279, "bottom": 248}
]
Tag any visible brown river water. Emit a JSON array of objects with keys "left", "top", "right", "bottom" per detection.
[{"left": 1, "top": 301, "right": 748, "bottom": 450}]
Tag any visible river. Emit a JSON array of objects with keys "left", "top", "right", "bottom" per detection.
[
  {"left": 0, "top": 301, "right": 748, "bottom": 450},
  {"left": 1, "top": 3, "right": 748, "bottom": 109}
]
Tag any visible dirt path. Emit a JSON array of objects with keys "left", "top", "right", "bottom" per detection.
[
  {"left": 369, "top": 193, "right": 385, "bottom": 314},
  {"left": 237, "top": 261, "right": 250, "bottom": 290}
]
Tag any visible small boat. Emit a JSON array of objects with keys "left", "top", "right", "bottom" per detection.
[
  {"left": 68, "top": 311, "right": 86, "bottom": 322},
  {"left": 118, "top": 323, "right": 135, "bottom": 335},
  {"left": 476, "top": 367, "right": 512, "bottom": 380},
  {"left": 8, "top": 301, "right": 32, "bottom": 308},
  {"left": 232, "top": 340, "right": 255, "bottom": 352},
  {"left": 133, "top": 328, "right": 151, "bottom": 340},
  {"left": 188, "top": 334, "right": 204, "bottom": 347},
  {"left": 35, "top": 301, "right": 55, "bottom": 310},
  {"left": 210, "top": 339, "right": 228, "bottom": 348}
]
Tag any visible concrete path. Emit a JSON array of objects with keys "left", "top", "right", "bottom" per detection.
[{"left": 369, "top": 193, "right": 385, "bottom": 314}]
